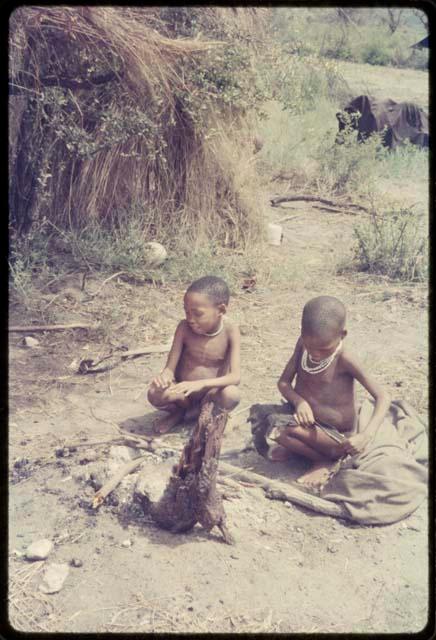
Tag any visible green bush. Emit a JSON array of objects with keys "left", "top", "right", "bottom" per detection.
[
  {"left": 313, "top": 116, "right": 387, "bottom": 197},
  {"left": 360, "top": 40, "right": 391, "bottom": 66},
  {"left": 353, "top": 207, "right": 427, "bottom": 281}
]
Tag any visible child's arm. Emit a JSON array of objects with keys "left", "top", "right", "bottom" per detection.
[
  {"left": 171, "top": 324, "right": 241, "bottom": 396},
  {"left": 151, "top": 321, "right": 185, "bottom": 389},
  {"left": 277, "top": 338, "right": 315, "bottom": 426},
  {"left": 341, "top": 352, "right": 391, "bottom": 454}
]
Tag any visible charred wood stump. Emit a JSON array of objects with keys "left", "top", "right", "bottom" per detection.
[{"left": 142, "top": 401, "right": 234, "bottom": 544}]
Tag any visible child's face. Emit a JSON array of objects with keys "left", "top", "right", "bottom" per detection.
[
  {"left": 301, "top": 330, "right": 345, "bottom": 363},
  {"left": 183, "top": 292, "right": 224, "bottom": 335}
]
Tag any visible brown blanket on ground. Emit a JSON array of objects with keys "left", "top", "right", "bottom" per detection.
[
  {"left": 250, "top": 399, "right": 428, "bottom": 525},
  {"left": 321, "top": 399, "right": 428, "bottom": 524}
]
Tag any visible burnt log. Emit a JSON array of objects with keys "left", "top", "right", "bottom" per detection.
[{"left": 141, "top": 401, "right": 234, "bottom": 544}]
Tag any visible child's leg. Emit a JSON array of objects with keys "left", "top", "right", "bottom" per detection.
[
  {"left": 147, "top": 383, "right": 190, "bottom": 434},
  {"left": 271, "top": 431, "right": 326, "bottom": 462},
  {"left": 271, "top": 425, "right": 344, "bottom": 488},
  {"left": 204, "top": 385, "right": 241, "bottom": 412},
  {"left": 285, "top": 424, "right": 345, "bottom": 460}
]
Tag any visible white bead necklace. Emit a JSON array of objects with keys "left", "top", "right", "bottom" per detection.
[
  {"left": 301, "top": 340, "right": 343, "bottom": 375},
  {"left": 200, "top": 319, "right": 224, "bottom": 337}
]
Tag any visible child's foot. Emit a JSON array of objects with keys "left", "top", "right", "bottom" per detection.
[
  {"left": 296, "top": 461, "right": 336, "bottom": 488},
  {"left": 153, "top": 408, "right": 185, "bottom": 435},
  {"left": 268, "top": 445, "right": 292, "bottom": 462}
]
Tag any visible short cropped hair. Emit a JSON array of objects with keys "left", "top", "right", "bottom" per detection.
[
  {"left": 186, "top": 276, "right": 230, "bottom": 305},
  {"left": 302, "top": 296, "right": 346, "bottom": 336}
]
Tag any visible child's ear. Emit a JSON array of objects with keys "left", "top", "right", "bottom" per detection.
[{"left": 218, "top": 303, "right": 227, "bottom": 315}]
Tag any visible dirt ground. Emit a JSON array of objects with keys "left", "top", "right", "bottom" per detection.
[{"left": 8, "top": 197, "right": 429, "bottom": 633}]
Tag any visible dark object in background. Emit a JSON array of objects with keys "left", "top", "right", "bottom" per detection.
[
  {"left": 411, "top": 36, "right": 429, "bottom": 49},
  {"left": 336, "top": 95, "right": 429, "bottom": 149}
]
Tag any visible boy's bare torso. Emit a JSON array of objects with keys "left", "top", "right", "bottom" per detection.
[
  {"left": 294, "top": 343, "right": 356, "bottom": 432},
  {"left": 175, "top": 319, "right": 231, "bottom": 382}
]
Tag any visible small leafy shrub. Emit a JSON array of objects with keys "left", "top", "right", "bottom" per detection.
[
  {"left": 313, "top": 115, "right": 387, "bottom": 197},
  {"left": 353, "top": 207, "right": 427, "bottom": 281},
  {"left": 360, "top": 39, "right": 391, "bottom": 66}
]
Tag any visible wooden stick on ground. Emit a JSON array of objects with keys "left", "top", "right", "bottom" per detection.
[
  {"left": 218, "top": 461, "right": 347, "bottom": 518},
  {"left": 92, "top": 455, "right": 148, "bottom": 509},
  {"left": 79, "top": 342, "right": 172, "bottom": 374},
  {"left": 270, "top": 194, "right": 368, "bottom": 213},
  {"left": 137, "top": 438, "right": 348, "bottom": 519},
  {"left": 84, "top": 271, "right": 126, "bottom": 298},
  {"left": 9, "top": 323, "right": 95, "bottom": 332}
]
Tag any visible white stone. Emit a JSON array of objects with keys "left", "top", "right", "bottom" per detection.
[
  {"left": 121, "top": 539, "right": 132, "bottom": 548},
  {"left": 80, "top": 449, "right": 98, "bottom": 463},
  {"left": 22, "top": 336, "right": 39, "bottom": 348},
  {"left": 143, "top": 241, "right": 167, "bottom": 267},
  {"left": 25, "top": 539, "right": 53, "bottom": 561},
  {"left": 39, "top": 563, "right": 70, "bottom": 594},
  {"left": 109, "top": 445, "right": 137, "bottom": 465}
]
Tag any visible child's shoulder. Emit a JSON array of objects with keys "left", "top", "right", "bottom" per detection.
[
  {"left": 224, "top": 317, "right": 239, "bottom": 336},
  {"left": 338, "top": 345, "right": 365, "bottom": 372}
]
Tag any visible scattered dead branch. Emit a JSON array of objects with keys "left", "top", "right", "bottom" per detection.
[
  {"left": 92, "top": 455, "right": 148, "bottom": 509},
  {"left": 78, "top": 342, "right": 172, "bottom": 374},
  {"left": 217, "top": 461, "right": 347, "bottom": 518},
  {"left": 9, "top": 323, "right": 96, "bottom": 332},
  {"left": 83, "top": 271, "right": 126, "bottom": 299},
  {"left": 270, "top": 194, "right": 369, "bottom": 213}
]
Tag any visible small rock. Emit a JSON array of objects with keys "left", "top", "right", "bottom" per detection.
[
  {"left": 13, "top": 457, "right": 29, "bottom": 469},
  {"left": 25, "top": 539, "right": 53, "bottom": 561},
  {"left": 39, "top": 563, "right": 69, "bottom": 594},
  {"left": 230, "top": 554, "right": 239, "bottom": 560},
  {"left": 72, "top": 470, "right": 91, "bottom": 484},
  {"left": 121, "top": 539, "right": 132, "bottom": 548},
  {"left": 79, "top": 449, "right": 98, "bottom": 464},
  {"left": 55, "top": 447, "right": 70, "bottom": 458},
  {"left": 406, "top": 524, "right": 421, "bottom": 532},
  {"left": 327, "top": 544, "right": 338, "bottom": 554},
  {"left": 70, "top": 558, "right": 83, "bottom": 568},
  {"left": 22, "top": 336, "right": 39, "bottom": 348},
  {"left": 109, "top": 445, "right": 138, "bottom": 465}
]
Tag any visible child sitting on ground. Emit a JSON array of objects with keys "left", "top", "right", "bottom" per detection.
[
  {"left": 148, "top": 275, "right": 241, "bottom": 434},
  {"left": 273, "top": 295, "right": 391, "bottom": 488}
]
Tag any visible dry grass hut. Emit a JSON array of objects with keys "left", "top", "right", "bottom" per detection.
[{"left": 9, "top": 6, "right": 268, "bottom": 247}]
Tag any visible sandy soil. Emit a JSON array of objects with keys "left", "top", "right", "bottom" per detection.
[{"left": 8, "top": 195, "right": 429, "bottom": 634}]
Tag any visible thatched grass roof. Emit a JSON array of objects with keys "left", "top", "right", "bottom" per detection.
[{"left": 9, "top": 6, "right": 268, "bottom": 246}]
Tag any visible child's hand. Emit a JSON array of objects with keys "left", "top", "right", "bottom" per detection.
[
  {"left": 171, "top": 380, "right": 205, "bottom": 397},
  {"left": 152, "top": 369, "right": 174, "bottom": 389},
  {"left": 342, "top": 433, "right": 370, "bottom": 456},
  {"left": 293, "top": 400, "right": 315, "bottom": 428}
]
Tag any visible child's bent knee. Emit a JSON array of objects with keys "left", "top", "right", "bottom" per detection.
[
  {"left": 147, "top": 385, "right": 168, "bottom": 408},
  {"left": 217, "top": 385, "right": 240, "bottom": 410}
]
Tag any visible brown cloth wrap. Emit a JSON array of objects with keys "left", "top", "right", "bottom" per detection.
[
  {"left": 250, "top": 399, "right": 428, "bottom": 524},
  {"left": 320, "top": 399, "right": 428, "bottom": 524}
]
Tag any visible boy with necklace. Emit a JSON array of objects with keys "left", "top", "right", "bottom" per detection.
[
  {"left": 273, "top": 296, "right": 391, "bottom": 488},
  {"left": 148, "top": 276, "right": 241, "bottom": 434}
]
